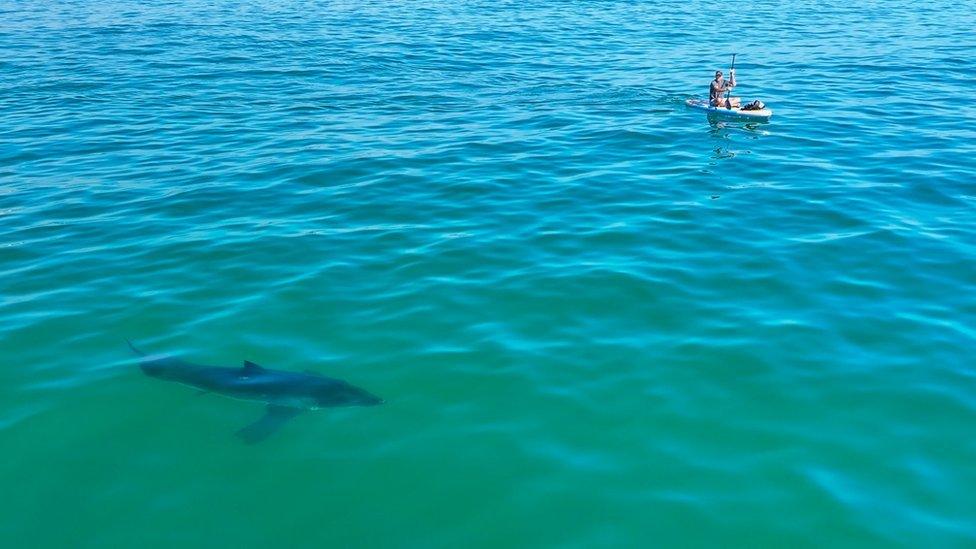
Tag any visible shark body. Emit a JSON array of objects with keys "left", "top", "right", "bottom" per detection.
[{"left": 129, "top": 341, "right": 382, "bottom": 443}]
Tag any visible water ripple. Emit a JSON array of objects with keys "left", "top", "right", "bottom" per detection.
[{"left": 2, "top": 0, "right": 976, "bottom": 546}]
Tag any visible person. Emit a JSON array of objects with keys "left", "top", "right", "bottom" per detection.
[{"left": 710, "top": 69, "right": 740, "bottom": 108}]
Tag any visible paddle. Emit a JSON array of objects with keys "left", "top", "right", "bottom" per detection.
[{"left": 726, "top": 53, "right": 736, "bottom": 109}]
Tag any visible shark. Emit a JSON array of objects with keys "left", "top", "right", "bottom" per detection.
[{"left": 128, "top": 341, "right": 382, "bottom": 443}]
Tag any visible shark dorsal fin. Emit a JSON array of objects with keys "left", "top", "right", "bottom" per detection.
[{"left": 242, "top": 360, "right": 265, "bottom": 376}]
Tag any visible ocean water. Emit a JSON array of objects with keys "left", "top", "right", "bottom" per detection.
[{"left": 2, "top": 0, "right": 975, "bottom": 546}]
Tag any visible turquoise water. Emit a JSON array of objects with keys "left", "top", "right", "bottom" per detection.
[{"left": 3, "top": 0, "right": 976, "bottom": 545}]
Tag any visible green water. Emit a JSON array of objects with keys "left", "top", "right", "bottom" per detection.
[{"left": 2, "top": 0, "right": 976, "bottom": 546}]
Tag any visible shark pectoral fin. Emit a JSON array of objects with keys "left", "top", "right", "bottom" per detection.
[{"left": 235, "top": 405, "right": 303, "bottom": 444}]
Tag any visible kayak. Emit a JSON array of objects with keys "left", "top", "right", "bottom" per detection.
[{"left": 685, "top": 99, "right": 773, "bottom": 119}]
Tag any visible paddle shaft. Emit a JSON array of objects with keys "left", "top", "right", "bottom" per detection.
[{"left": 726, "top": 53, "right": 736, "bottom": 106}]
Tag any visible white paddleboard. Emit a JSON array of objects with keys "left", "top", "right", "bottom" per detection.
[{"left": 685, "top": 99, "right": 772, "bottom": 119}]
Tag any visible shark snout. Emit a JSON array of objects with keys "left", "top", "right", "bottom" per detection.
[{"left": 354, "top": 389, "right": 384, "bottom": 406}]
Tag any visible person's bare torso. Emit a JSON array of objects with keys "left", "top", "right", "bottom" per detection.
[{"left": 710, "top": 78, "right": 728, "bottom": 103}]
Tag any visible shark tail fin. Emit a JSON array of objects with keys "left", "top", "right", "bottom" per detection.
[{"left": 125, "top": 339, "right": 146, "bottom": 357}]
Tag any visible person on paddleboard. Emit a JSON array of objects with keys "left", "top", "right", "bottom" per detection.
[{"left": 710, "top": 69, "right": 740, "bottom": 108}]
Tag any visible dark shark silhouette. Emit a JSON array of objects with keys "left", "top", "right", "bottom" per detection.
[{"left": 128, "top": 341, "right": 382, "bottom": 443}]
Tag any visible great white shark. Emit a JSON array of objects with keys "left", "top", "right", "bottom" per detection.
[{"left": 128, "top": 341, "right": 382, "bottom": 443}]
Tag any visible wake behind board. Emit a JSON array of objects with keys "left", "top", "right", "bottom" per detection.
[{"left": 686, "top": 99, "right": 772, "bottom": 120}]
